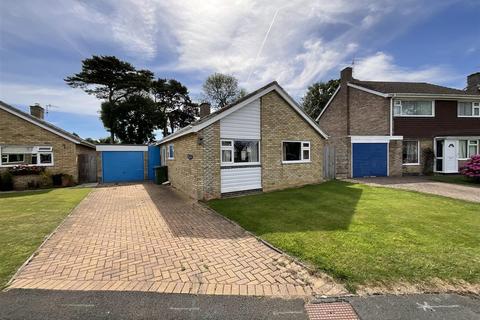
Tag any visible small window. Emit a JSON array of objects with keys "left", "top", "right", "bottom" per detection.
[
  {"left": 282, "top": 141, "right": 310, "bottom": 163},
  {"left": 403, "top": 140, "right": 419, "bottom": 165},
  {"left": 168, "top": 144, "right": 174, "bottom": 160},
  {"left": 458, "top": 101, "right": 480, "bottom": 117},
  {"left": 469, "top": 140, "right": 479, "bottom": 157},
  {"left": 39, "top": 153, "right": 52, "bottom": 164},
  {"left": 393, "top": 100, "right": 434, "bottom": 116}
]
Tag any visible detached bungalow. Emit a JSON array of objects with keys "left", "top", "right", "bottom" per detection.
[
  {"left": 0, "top": 101, "right": 96, "bottom": 189},
  {"left": 158, "top": 81, "right": 328, "bottom": 200}
]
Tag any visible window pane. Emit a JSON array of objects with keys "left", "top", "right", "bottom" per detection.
[
  {"left": 221, "top": 141, "right": 232, "bottom": 147},
  {"left": 458, "top": 140, "right": 467, "bottom": 158},
  {"left": 40, "top": 153, "right": 52, "bottom": 164},
  {"left": 283, "top": 142, "right": 301, "bottom": 161},
  {"left": 233, "top": 141, "right": 259, "bottom": 163},
  {"left": 402, "top": 101, "right": 432, "bottom": 115},
  {"left": 458, "top": 102, "right": 472, "bottom": 116},
  {"left": 436, "top": 140, "right": 444, "bottom": 157},
  {"left": 222, "top": 150, "right": 232, "bottom": 162},
  {"left": 436, "top": 159, "right": 443, "bottom": 171},
  {"left": 393, "top": 105, "right": 401, "bottom": 115},
  {"left": 474, "top": 107, "right": 480, "bottom": 116},
  {"left": 1, "top": 154, "right": 7, "bottom": 163},
  {"left": 303, "top": 149, "right": 310, "bottom": 160},
  {"left": 468, "top": 146, "right": 477, "bottom": 157},
  {"left": 402, "top": 141, "right": 418, "bottom": 164}
]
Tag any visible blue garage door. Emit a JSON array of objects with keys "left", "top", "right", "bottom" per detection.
[
  {"left": 352, "top": 143, "right": 388, "bottom": 178},
  {"left": 102, "top": 151, "right": 144, "bottom": 183}
]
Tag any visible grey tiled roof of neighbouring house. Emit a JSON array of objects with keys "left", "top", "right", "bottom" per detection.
[
  {"left": 350, "top": 80, "right": 470, "bottom": 95},
  {"left": 0, "top": 101, "right": 96, "bottom": 148}
]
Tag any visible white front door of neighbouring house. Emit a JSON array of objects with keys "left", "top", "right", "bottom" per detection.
[{"left": 444, "top": 139, "right": 458, "bottom": 173}]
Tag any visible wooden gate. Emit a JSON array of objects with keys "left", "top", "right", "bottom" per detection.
[
  {"left": 323, "top": 145, "right": 336, "bottom": 180},
  {"left": 78, "top": 154, "right": 97, "bottom": 183}
]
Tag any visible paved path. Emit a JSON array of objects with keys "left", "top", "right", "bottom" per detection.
[
  {"left": 9, "top": 183, "right": 345, "bottom": 297},
  {"left": 347, "top": 177, "right": 480, "bottom": 203}
]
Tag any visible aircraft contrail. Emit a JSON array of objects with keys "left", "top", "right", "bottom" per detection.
[{"left": 247, "top": 8, "right": 282, "bottom": 83}]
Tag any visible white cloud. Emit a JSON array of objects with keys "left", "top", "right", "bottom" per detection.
[
  {"left": 0, "top": 83, "right": 100, "bottom": 115},
  {"left": 353, "top": 52, "right": 457, "bottom": 83}
]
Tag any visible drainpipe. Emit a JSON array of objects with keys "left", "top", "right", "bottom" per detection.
[{"left": 389, "top": 97, "right": 393, "bottom": 136}]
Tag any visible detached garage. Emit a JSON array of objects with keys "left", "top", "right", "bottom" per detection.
[{"left": 97, "top": 145, "right": 149, "bottom": 183}]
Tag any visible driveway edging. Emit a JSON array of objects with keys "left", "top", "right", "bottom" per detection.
[
  {"left": 199, "top": 201, "right": 349, "bottom": 298},
  {"left": 4, "top": 189, "right": 93, "bottom": 291}
]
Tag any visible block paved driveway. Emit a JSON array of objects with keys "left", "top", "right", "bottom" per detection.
[{"left": 9, "top": 183, "right": 345, "bottom": 297}]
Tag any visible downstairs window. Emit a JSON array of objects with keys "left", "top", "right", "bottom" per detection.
[
  {"left": 402, "top": 140, "right": 419, "bottom": 165},
  {"left": 0, "top": 146, "right": 53, "bottom": 166},
  {"left": 282, "top": 141, "right": 310, "bottom": 163}
]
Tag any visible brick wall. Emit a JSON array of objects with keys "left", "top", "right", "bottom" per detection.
[
  {"left": 161, "top": 133, "right": 203, "bottom": 199},
  {"left": 349, "top": 88, "right": 390, "bottom": 135},
  {"left": 389, "top": 140, "right": 403, "bottom": 176},
  {"left": 199, "top": 122, "right": 221, "bottom": 200},
  {"left": 261, "top": 91, "right": 324, "bottom": 192},
  {"left": 318, "top": 86, "right": 350, "bottom": 178},
  {"left": 0, "top": 108, "right": 82, "bottom": 183}
]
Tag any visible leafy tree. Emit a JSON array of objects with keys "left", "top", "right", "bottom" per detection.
[
  {"left": 201, "top": 73, "right": 246, "bottom": 109},
  {"left": 151, "top": 79, "right": 197, "bottom": 136},
  {"left": 65, "top": 55, "right": 154, "bottom": 142},
  {"left": 109, "top": 95, "right": 163, "bottom": 144},
  {"left": 302, "top": 79, "right": 340, "bottom": 119}
]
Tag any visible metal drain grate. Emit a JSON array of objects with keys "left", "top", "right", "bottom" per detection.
[{"left": 305, "top": 302, "right": 359, "bottom": 320}]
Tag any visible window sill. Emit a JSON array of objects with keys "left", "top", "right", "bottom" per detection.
[
  {"left": 402, "top": 163, "right": 420, "bottom": 166},
  {"left": 282, "top": 160, "right": 311, "bottom": 165},
  {"left": 457, "top": 115, "right": 480, "bottom": 118},
  {"left": 394, "top": 115, "right": 435, "bottom": 118},
  {"left": 221, "top": 162, "right": 261, "bottom": 167},
  {"left": 0, "top": 164, "right": 54, "bottom": 168}
]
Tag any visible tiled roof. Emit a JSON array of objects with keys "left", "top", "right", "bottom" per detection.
[{"left": 350, "top": 80, "right": 469, "bottom": 95}]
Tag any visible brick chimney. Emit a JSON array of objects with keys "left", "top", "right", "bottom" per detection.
[
  {"left": 340, "top": 67, "right": 353, "bottom": 84},
  {"left": 466, "top": 72, "right": 480, "bottom": 94},
  {"left": 199, "top": 102, "right": 211, "bottom": 118},
  {"left": 30, "top": 103, "right": 45, "bottom": 120}
]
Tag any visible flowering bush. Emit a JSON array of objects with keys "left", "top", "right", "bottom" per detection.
[
  {"left": 460, "top": 155, "right": 480, "bottom": 183},
  {"left": 8, "top": 165, "right": 44, "bottom": 176}
]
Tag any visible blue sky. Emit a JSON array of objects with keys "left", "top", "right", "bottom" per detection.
[{"left": 1, "top": 0, "right": 479, "bottom": 139}]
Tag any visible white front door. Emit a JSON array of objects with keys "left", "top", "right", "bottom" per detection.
[{"left": 444, "top": 140, "right": 458, "bottom": 173}]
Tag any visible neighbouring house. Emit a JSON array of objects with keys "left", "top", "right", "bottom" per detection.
[
  {"left": 0, "top": 101, "right": 97, "bottom": 189},
  {"left": 317, "top": 68, "right": 480, "bottom": 178},
  {"left": 158, "top": 81, "right": 328, "bottom": 200}
]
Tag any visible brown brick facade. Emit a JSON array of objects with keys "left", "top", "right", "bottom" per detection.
[
  {"left": 199, "top": 122, "right": 221, "bottom": 200},
  {"left": 261, "top": 91, "right": 324, "bottom": 192},
  {"left": 0, "top": 108, "right": 95, "bottom": 188},
  {"left": 318, "top": 84, "right": 402, "bottom": 178}
]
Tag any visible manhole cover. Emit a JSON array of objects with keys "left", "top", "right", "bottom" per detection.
[{"left": 305, "top": 302, "right": 359, "bottom": 320}]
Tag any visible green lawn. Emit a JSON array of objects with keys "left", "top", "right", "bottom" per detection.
[
  {"left": 0, "top": 188, "right": 91, "bottom": 288},
  {"left": 209, "top": 181, "right": 480, "bottom": 291},
  {"left": 428, "top": 174, "right": 479, "bottom": 188}
]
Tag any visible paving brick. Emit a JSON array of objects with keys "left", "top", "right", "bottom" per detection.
[{"left": 9, "top": 183, "right": 345, "bottom": 297}]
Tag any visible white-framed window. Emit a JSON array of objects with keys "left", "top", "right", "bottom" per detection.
[
  {"left": 220, "top": 139, "right": 260, "bottom": 165},
  {"left": 458, "top": 139, "right": 479, "bottom": 159},
  {"left": 0, "top": 146, "right": 53, "bottom": 167},
  {"left": 458, "top": 101, "right": 480, "bottom": 117},
  {"left": 402, "top": 140, "right": 420, "bottom": 165},
  {"left": 393, "top": 100, "right": 435, "bottom": 117},
  {"left": 282, "top": 141, "right": 310, "bottom": 163},
  {"left": 167, "top": 144, "right": 174, "bottom": 160}
]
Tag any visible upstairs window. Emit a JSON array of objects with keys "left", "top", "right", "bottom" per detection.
[
  {"left": 0, "top": 146, "right": 53, "bottom": 166},
  {"left": 458, "top": 101, "right": 480, "bottom": 117},
  {"left": 393, "top": 100, "right": 434, "bottom": 117},
  {"left": 282, "top": 141, "right": 310, "bottom": 163}
]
